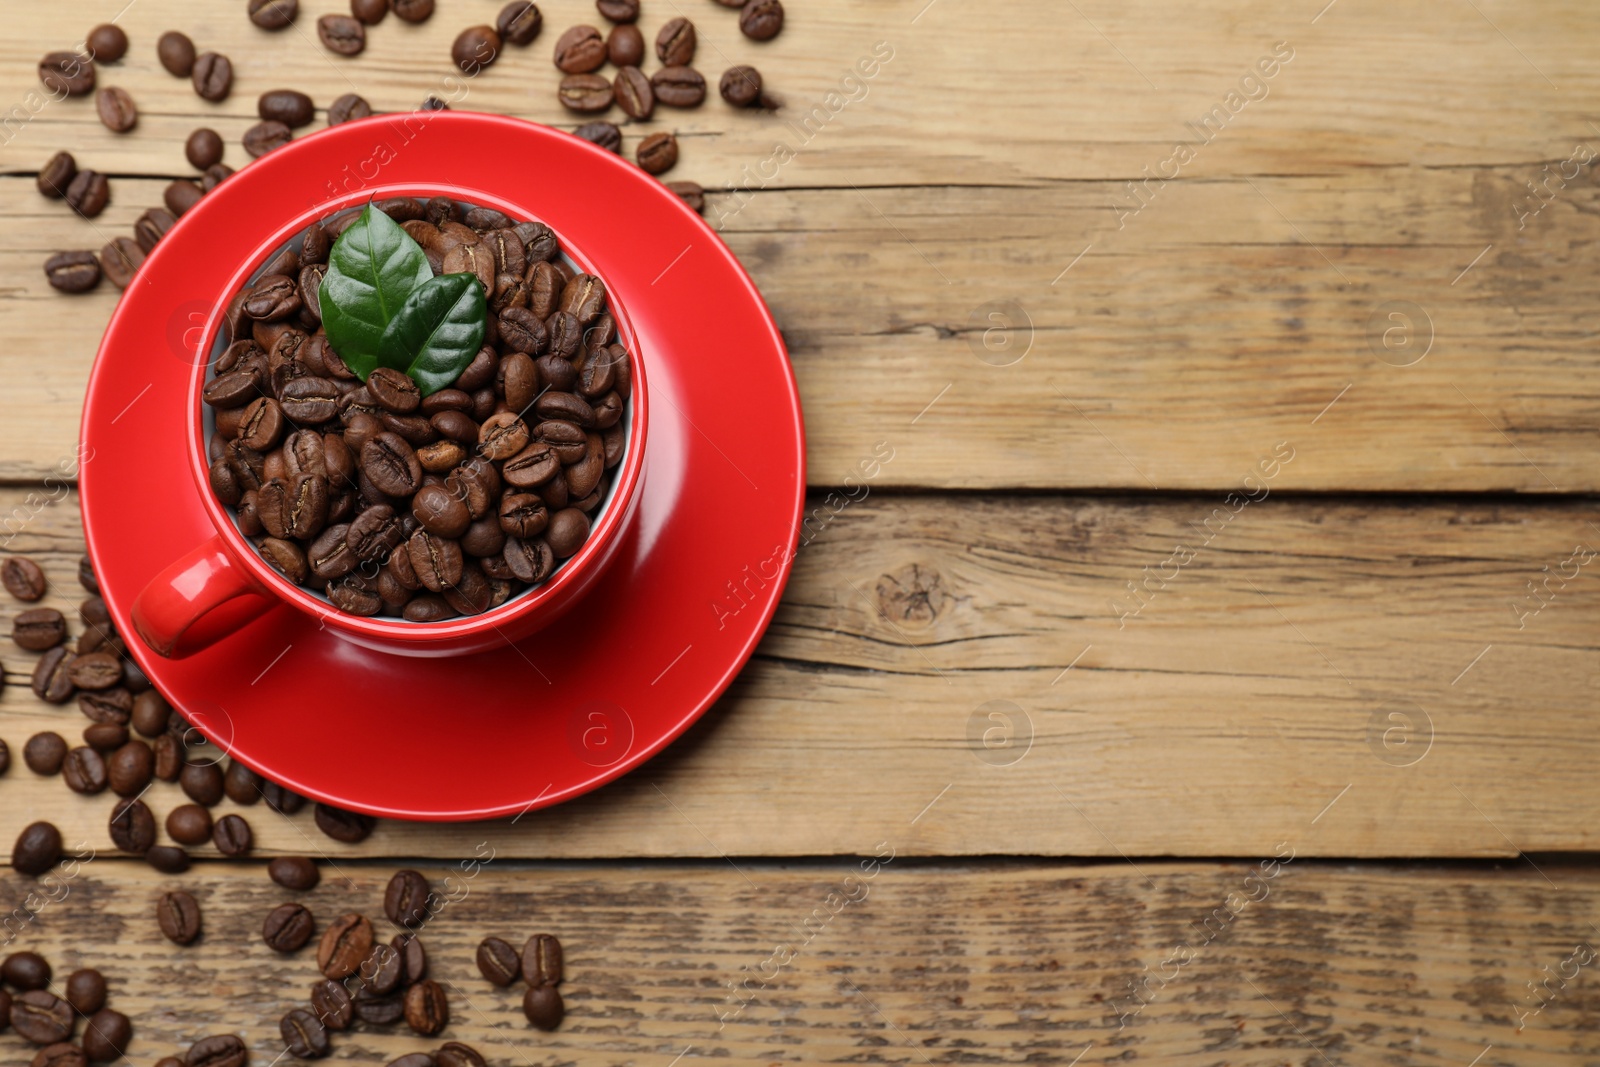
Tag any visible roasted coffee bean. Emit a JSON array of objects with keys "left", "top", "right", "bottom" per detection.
[
  {"left": 24, "top": 732, "right": 67, "bottom": 775},
  {"left": 402, "top": 594, "right": 452, "bottom": 621},
  {"left": 166, "top": 803, "right": 213, "bottom": 846},
  {"left": 545, "top": 508, "right": 591, "bottom": 558},
  {"left": 368, "top": 367, "right": 421, "bottom": 413},
  {"left": 38, "top": 152, "right": 76, "bottom": 198},
  {"left": 88, "top": 23, "right": 129, "bottom": 63},
  {"left": 740, "top": 0, "right": 784, "bottom": 39},
  {"left": 667, "top": 180, "right": 705, "bottom": 215},
  {"left": 38, "top": 51, "right": 95, "bottom": 97},
  {"left": 12, "top": 990, "right": 73, "bottom": 1045},
  {"left": 315, "top": 803, "right": 375, "bottom": 842},
  {"left": 362, "top": 942, "right": 404, "bottom": 995},
  {"left": 95, "top": 87, "right": 137, "bottom": 132},
  {"left": 83, "top": 1010, "right": 132, "bottom": 1063},
  {"left": 614, "top": 66, "right": 653, "bottom": 119},
  {"left": 454, "top": 26, "right": 501, "bottom": 72},
  {"left": 80, "top": 682, "right": 133, "bottom": 721},
  {"left": 462, "top": 517, "right": 508, "bottom": 558},
  {"left": 221, "top": 759, "right": 261, "bottom": 805},
  {"left": 636, "top": 130, "right": 678, "bottom": 174},
  {"left": 187, "top": 1034, "right": 247, "bottom": 1067},
  {"left": 352, "top": 987, "right": 404, "bottom": 1025},
  {"left": 656, "top": 17, "right": 696, "bottom": 64},
  {"left": 523, "top": 933, "right": 563, "bottom": 985},
  {"left": 572, "top": 122, "right": 622, "bottom": 155},
  {"left": 165, "top": 178, "right": 204, "bottom": 216},
  {"left": 213, "top": 813, "right": 253, "bottom": 856},
  {"left": 476, "top": 937, "right": 521, "bottom": 986},
  {"left": 389, "top": 1056, "right": 434, "bottom": 1067},
  {"left": 108, "top": 797, "right": 155, "bottom": 853},
  {"left": 361, "top": 432, "right": 422, "bottom": 496},
  {"left": 34, "top": 1047, "right": 87, "bottom": 1067},
  {"left": 554, "top": 24, "right": 606, "bottom": 72},
  {"left": 62, "top": 747, "right": 108, "bottom": 795},
  {"left": 157, "top": 890, "right": 202, "bottom": 944},
  {"left": 261, "top": 780, "right": 306, "bottom": 814},
  {"left": 64, "top": 970, "right": 107, "bottom": 1016},
  {"left": 108, "top": 741, "right": 154, "bottom": 796},
  {"left": 243, "top": 120, "right": 292, "bottom": 157},
  {"left": 720, "top": 64, "right": 763, "bottom": 107},
  {"left": 259, "top": 537, "right": 308, "bottom": 583},
  {"left": 66, "top": 652, "right": 119, "bottom": 691},
  {"left": 185, "top": 127, "right": 224, "bottom": 169},
  {"left": 65, "top": 171, "right": 111, "bottom": 217},
  {"left": 150, "top": 734, "right": 182, "bottom": 782},
  {"left": 180, "top": 760, "right": 225, "bottom": 806},
  {"left": 130, "top": 690, "right": 171, "bottom": 737},
  {"left": 265, "top": 903, "right": 315, "bottom": 952},
  {"left": 249, "top": 0, "right": 300, "bottom": 29},
  {"left": 652, "top": 66, "right": 705, "bottom": 107},
  {"left": 44, "top": 251, "right": 101, "bottom": 293},
  {"left": 318, "top": 913, "right": 373, "bottom": 978},
  {"left": 394, "top": 933, "right": 428, "bottom": 983},
  {"left": 265, "top": 856, "right": 317, "bottom": 892},
  {"left": 604, "top": 23, "right": 643, "bottom": 67},
  {"left": 282, "top": 375, "right": 341, "bottom": 422},
  {"left": 101, "top": 237, "right": 145, "bottom": 289},
  {"left": 406, "top": 530, "right": 464, "bottom": 592},
  {"left": 411, "top": 484, "right": 471, "bottom": 539},
  {"left": 392, "top": 0, "right": 434, "bottom": 21},
  {"left": 84, "top": 722, "right": 127, "bottom": 752},
  {"left": 3, "top": 951, "right": 51, "bottom": 990},
  {"left": 328, "top": 92, "right": 372, "bottom": 125},
  {"left": 319, "top": 14, "right": 366, "bottom": 55},
  {"left": 260, "top": 88, "right": 315, "bottom": 127},
  {"left": 597, "top": 0, "right": 639, "bottom": 22},
  {"left": 192, "top": 52, "right": 233, "bottom": 101},
  {"left": 418, "top": 439, "right": 467, "bottom": 472},
  {"left": 436, "top": 1044, "right": 488, "bottom": 1067},
  {"left": 499, "top": 495, "right": 549, "bottom": 538},
  {"left": 33, "top": 647, "right": 73, "bottom": 703},
  {"left": 523, "top": 983, "right": 564, "bottom": 1030},
  {"left": 558, "top": 73, "right": 613, "bottom": 112},
  {"left": 351, "top": 0, "right": 389, "bottom": 22},
  {"left": 478, "top": 412, "right": 530, "bottom": 461},
  {"left": 503, "top": 537, "right": 554, "bottom": 583},
  {"left": 310, "top": 978, "right": 353, "bottom": 1030},
  {"left": 560, "top": 274, "right": 606, "bottom": 324},
  {"left": 280, "top": 1008, "right": 329, "bottom": 1059},
  {"left": 12, "top": 822, "right": 62, "bottom": 876},
  {"left": 158, "top": 31, "right": 197, "bottom": 76},
  {"left": 498, "top": 2, "right": 543, "bottom": 45},
  {"left": 403, "top": 979, "right": 449, "bottom": 1036}
]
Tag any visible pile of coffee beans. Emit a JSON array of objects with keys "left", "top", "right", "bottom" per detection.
[
  {"left": 0, "top": 952, "right": 132, "bottom": 1062},
  {"left": 202, "top": 198, "right": 632, "bottom": 622},
  {"left": 475, "top": 932, "right": 566, "bottom": 1030}
]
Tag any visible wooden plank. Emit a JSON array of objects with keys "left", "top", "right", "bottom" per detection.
[
  {"left": 3, "top": 168, "right": 1600, "bottom": 490},
  {"left": 2, "top": 487, "right": 1596, "bottom": 859},
  {"left": 1, "top": 859, "right": 1597, "bottom": 1065}
]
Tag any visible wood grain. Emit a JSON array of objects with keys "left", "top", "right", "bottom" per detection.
[
  {"left": 2, "top": 859, "right": 1598, "bottom": 1065},
  {"left": 2, "top": 487, "right": 1595, "bottom": 860}
]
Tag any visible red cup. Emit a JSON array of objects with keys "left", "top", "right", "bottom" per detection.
[{"left": 129, "top": 127, "right": 649, "bottom": 659}]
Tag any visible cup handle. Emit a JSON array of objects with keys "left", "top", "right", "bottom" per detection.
[{"left": 132, "top": 534, "right": 276, "bottom": 658}]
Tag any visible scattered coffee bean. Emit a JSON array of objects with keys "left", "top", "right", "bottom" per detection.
[
  {"left": 14, "top": 607, "right": 66, "bottom": 650},
  {"left": 523, "top": 933, "right": 563, "bottom": 985},
  {"left": 522, "top": 983, "right": 563, "bottom": 1030},
  {"left": 615, "top": 66, "right": 653, "bottom": 119},
  {"left": 166, "top": 803, "right": 213, "bottom": 846},
  {"left": 108, "top": 797, "right": 155, "bottom": 853},
  {"left": 95, "top": 87, "right": 137, "bottom": 132},
  {"left": 389, "top": 1056, "right": 434, "bottom": 1067},
  {"left": 180, "top": 761, "right": 225, "bottom": 806},
  {"left": 64, "top": 969, "right": 107, "bottom": 1016},
  {"left": 38, "top": 152, "right": 76, "bottom": 199},
  {"left": 243, "top": 120, "right": 292, "bottom": 158},
  {"left": 88, "top": 24, "right": 129, "bottom": 63},
  {"left": 157, "top": 31, "right": 197, "bottom": 76},
  {"left": 606, "top": 23, "right": 643, "bottom": 66},
  {"left": 165, "top": 178, "right": 203, "bottom": 216},
  {"left": 318, "top": 913, "right": 374, "bottom": 978},
  {"left": 249, "top": 0, "right": 300, "bottom": 29},
  {"left": 45, "top": 251, "right": 102, "bottom": 294},
  {"left": 157, "top": 889, "right": 202, "bottom": 944},
  {"left": 33, "top": 646, "right": 75, "bottom": 703},
  {"left": 201, "top": 163, "right": 234, "bottom": 192},
  {"left": 82, "top": 1009, "right": 132, "bottom": 1063},
  {"left": 453, "top": 26, "right": 501, "bottom": 73},
  {"left": 636, "top": 131, "right": 678, "bottom": 174},
  {"left": 213, "top": 813, "right": 253, "bottom": 856},
  {"left": 318, "top": 14, "right": 366, "bottom": 55},
  {"left": 70, "top": 651, "right": 122, "bottom": 689},
  {"left": 23, "top": 732, "right": 67, "bottom": 775},
  {"left": 394, "top": 933, "right": 427, "bottom": 984},
  {"left": 666, "top": 180, "right": 705, "bottom": 213},
  {"left": 269, "top": 855, "right": 320, "bottom": 891},
  {"left": 392, "top": 0, "right": 434, "bottom": 21},
  {"left": 264, "top": 902, "right": 316, "bottom": 952},
  {"left": 101, "top": 237, "right": 144, "bottom": 289},
  {"left": 652, "top": 65, "right": 706, "bottom": 107},
  {"left": 656, "top": 17, "right": 695, "bottom": 65},
  {"left": 720, "top": 64, "right": 763, "bottom": 107},
  {"left": 403, "top": 979, "right": 449, "bottom": 1035},
  {"left": 310, "top": 978, "right": 353, "bottom": 1030},
  {"left": 11, "top": 822, "right": 62, "bottom": 876},
  {"left": 281, "top": 1007, "right": 330, "bottom": 1059},
  {"left": 384, "top": 869, "right": 431, "bottom": 928},
  {"left": 223, "top": 759, "right": 262, "bottom": 804},
  {"left": 260, "top": 88, "right": 316, "bottom": 127},
  {"left": 352, "top": 0, "right": 389, "bottom": 24},
  {"left": 597, "top": 0, "right": 639, "bottom": 21},
  {"left": 498, "top": 2, "right": 542, "bottom": 45},
  {"left": 314, "top": 802, "right": 376, "bottom": 842},
  {"left": 436, "top": 1044, "right": 488, "bottom": 1067},
  {"left": 2, "top": 951, "right": 51, "bottom": 989},
  {"left": 476, "top": 937, "right": 520, "bottom": 985},
  {"left": 39, "top": 1040, "right": 86, "bottom": 1065},
  {"left": 83, "top": 722, "right": 128, "bottom": 752},
  {"left": 559, "top": 73, "right": 613, "bottom": 112},
  {"left": 65, "top": 171, "right": 111, "bottom": 218},
  {"left": 39, "top": 52, "right": 95, "bottom": 97},
  {"left": 328, "top": 92, "right": 372, "bottom": 125},
  {"left": 131, "top": 690, "right": 171, "bottom": 736},
  {"left": 185, "top": 128, "right": 224, "bottom": 170},
  {"left": 147, "top": 844, "right": 191, "bottom": 875},
  {"left": 554, "top": 25, "right": 606, "bottom": 72},
  {"left": 192, "top": 52, "right": 233, "bottom": 101},
  {"left": 262, "top": 780, "right": 306, "bottom": 813},
  {"left": 107, "top": 740, "right": 154, "bottom": 796},
  {"left": 187, "top": 1035, "right": 247, "bottom": 1067},
  {"left": 739, "top": 0, "right": 784, "bottom": 40},
  {"left": 11, "top": 989, "right": 73, "bottom": 1044},
  {"left": 64, "top": 746, "right": 108, "bottom": 797}
]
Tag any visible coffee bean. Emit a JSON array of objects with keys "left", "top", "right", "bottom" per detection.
[
  {"left": 243, "top": 120, "right": 292, "bottom": 157},
  {"left": 558, "top": 73, "right": 613, "bottom": 112},
  {"left": 652, "top": 65, "right": 705, "bottom": 107},
  {"left": 636, "top": 130, "right": 678, "bottom": 174},
  {"left": 82, "top": 1009, "right": 131, "bottom": 1063},
  {"left": 219, "top": 760, "right": 260, "bottom": 805},
  {"left": 62, "top": 746, "right": 107, "bottom": 794},
  {"left": 65, "top": 171, "right": 111, "bottom": 218},
  {"left": 187, "top": 1034, "right": 247, "bottom": 1067},
  {"left": 353, "top": 987, "right": 404, "bottom": 1025},
  {"left": 108, "top": 797, "right": 155, "bottom": 853},
  {"left": 475, "top": 937, "right": 521, "bottom": 985},
  {"left": 33, "top": 647, "right": 74, "bottom": 703},
  {"left": 107, "top": 740, "right": 154, "bottom": 796},
  {"left": 11, "top": 990, "right": 73, "bottom": 1045},
  {"left": 95, "top": 87, "right": 137, "bottom": 132},
  {"left": 352, "top": 0, "right": 389, "bottom": 23},
  {"left": 403, "top": 979, "right": 449, "bottom": 1036},
  {"left": 250, "top": 0, "right": 300, "bottom": 29},
  {"left": 522, "top": 983, "right": 564, "bottom": 1030},
  {"left": 392, "top": 0, "right": 434, "bottom": 21},
  {"left": 319, "top": 14, "right": 366, "bottom": 55},
  {"left": 368, "top": 367, "right": 421, "bottom": 413},
  {"left": 69, "top": 651, "right": 122, "bottom": 689},
  {"left": 260, "top": 89, "right": 316, "bottom": 127},
  {"left": 262, "top": 857, "right": 317, "bottom": 894},
  {"left": 88, "top": 24, "right": 129, "bottom": 63},
  {"left": 264, "top": 903, "right": 315, "bottom": 952},
  {"left": 394, "top": 933, "right": 428, "bottom": 983},
  {"left": 720, "top": 64, "right": 763, "bottom": 107},
  {"left": 157, "top": 31, "right": 196, "bottom": 76},
  {"left": 310, "top": 978, "right": 353, "bottom": 1030},
  {"left": 166, "top": 803, "right": 213, "bottom": 846},
  {"left": 0, "top": 738, "right": 8, "bottom": 775},
  {"left": 523, "top": 933, "right": 563, "bottom": 985},
  {"left": 34, "top": 1047, "right": 86, "bottom": 1067},
  {"left": 23, "top": 732, "right": 67, "bottom": 774},
  {"left": 179, "top": 130, "right": 222, "bottom": 173},
  {"left": 318, "top": 913, "right": 373, "bottom": 978},
  {"left": 38, "top": 152, "right": 76, "bottom": 199},
  {"left": 604, "top": 24, "right": 643, "bottom": 67},
  {"left": 656, "top": 17, "right": 696, "bottom": 64},
  {"left": 192, "top": 52, "right": 233, "bottom": 101},
  {"left": 157, "top": 889, "right": 202, "bottom": 944},
  {"left": 361, "top": 942, "right": 403, "bottom": 995},
  {"left": 280, "top": 1008, "right": 329, "bottom": 1059},
  {"left": 657, "top": 180, "right": 702, "bottom": 214},
  {"left": 180, "top": 760, "right": 225, "bottom": 806},
  {"left": 554, "top": 24, "right": 606, "bottom": 72},
  {"left": 740, "top": 0, "right": 784, "bottom": 39},
  {"left": 213, "top": 813, "right": 253, "bottom": 856},
  {"left": 498, "top": 2, "right": 542, "bottom": 45},
  {"left": 360, "top": 432, "right": 422, "bottom": 496},
  {"left": 315, "top": 803, "right": 376, "bottom": 842},
  {"left": 383, "top": 869, "right": 431, "bottom": 928},
  {"left": 100, "top": 237, "right": 144, "bottom": 289},
  {"left": 453, "top": 26, "right": 501, "bottom": 72},
  {"left": 38, "top": 52, "right": 95, "bottom": 97},
  {"left": 84, "top": 722, "right": 127, "bottom": 752},
  {"left": 389, "top": 1056, "right": 434, "bottom": 1067},
  {"left": 164, "top": 178, "right": 203, "bottom": 217},
  {"left": 2, "top": 951, "right": 51, "bottom": 990},
  {"left": 262, "top": 780, "right": 306, "bottom": 814},
  {"left": 545, "top": 508, "right": 591, "bottom": 557},
  {"left": 328, "top": 92, "right": 372, "bottom": 125},
  {"left": 131, "top": 690, "right": 171, "bottom": 736},
  {"left": 44, "top": 251, "right": 101, "bottom": 293},
  {"left": 64, "top": 970, "right": 107, "bottom": 1016},
  {"left": 615, "top": 66, "right": 654, "bottom": 119},
  {"left": 503, "top": 537, "right": 553, "bottom": 583},
  {"left": 12, "top": 822, "right": 62, "bottom": 876}
]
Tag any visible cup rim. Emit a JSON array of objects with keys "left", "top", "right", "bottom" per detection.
[{"left": 187, "top": 177, "right": 650, "bottom": 644}]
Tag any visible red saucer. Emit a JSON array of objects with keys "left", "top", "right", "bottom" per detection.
[{"left": 79, "top": 113, "right": 804, "bottom": 820}]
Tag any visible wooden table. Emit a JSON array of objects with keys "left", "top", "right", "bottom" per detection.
[{"left": 2, "top": 0, "right": 1598, "bottom": 1062}]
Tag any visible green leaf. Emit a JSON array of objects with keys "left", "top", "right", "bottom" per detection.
[
  {"left": 318, "top": 204, "right": 433, "bottom": 379},
  {"left": 379, "top": 273, "right": 487, "bottom": 397}
]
